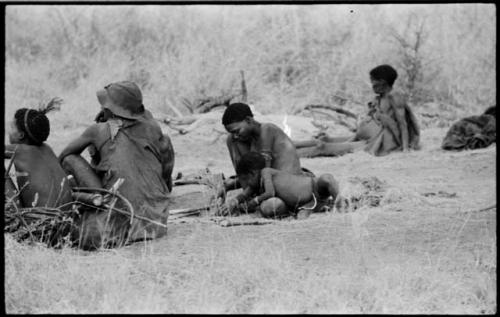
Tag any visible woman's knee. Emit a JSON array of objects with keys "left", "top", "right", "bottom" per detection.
[{"left": 259, "top": 197, "right": 288, "bottom": 218}]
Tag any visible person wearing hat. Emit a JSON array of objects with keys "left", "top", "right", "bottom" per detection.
[
  {"left": 294, "top": 64, "right": 420, "bottom": 157},
  {"left": 219, "top": 102, "right": 314, "bottom": 216},
  {"left": 59, "top": 81, "right": 174, "bottom": 250}
]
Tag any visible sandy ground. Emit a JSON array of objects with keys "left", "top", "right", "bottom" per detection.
[
  {"left": 5, "top": 113, "right": 496, "bottom": 313},
  {"left": 121, "top": 115, "right": 496, "bottom": 279}
]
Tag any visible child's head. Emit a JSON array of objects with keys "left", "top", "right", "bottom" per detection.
[
  {"left": 9, "top": 98, "right": 62, "bottom": 145},
  {"left": 369, "top": 64, "right": 398, "bottom": 95},
  {"left": 222, "top": 103, "right": 255, "bottom": 141},
  {"left": 236, "top": 152, "right": 265, "bottom": 188}
]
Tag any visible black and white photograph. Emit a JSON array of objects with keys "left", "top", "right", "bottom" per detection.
[{"left": 3, "top": 2, "right": 496, "bottom": 314}]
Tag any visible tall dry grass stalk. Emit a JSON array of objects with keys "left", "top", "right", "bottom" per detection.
[{"left": 4, "top": 4, "right": 496, "bottom": 133}]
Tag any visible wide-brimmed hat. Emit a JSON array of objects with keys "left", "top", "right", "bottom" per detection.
[{"left": 96, "top": 81, "right": 145, "bottom": 119}]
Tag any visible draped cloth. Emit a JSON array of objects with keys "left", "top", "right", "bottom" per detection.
[
  {"left": 441, "top": 114, "right": 496, "bottom": 151},
  {"left": 95, "top": 116, "right": 170, "bottom": 241}
]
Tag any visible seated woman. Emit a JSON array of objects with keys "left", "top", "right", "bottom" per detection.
[
  {"left": 294, "top": 64, "right": 421, "bottom": 157},
  {"left": 221, "top": 102, "right": 313, "bottom": 198}
]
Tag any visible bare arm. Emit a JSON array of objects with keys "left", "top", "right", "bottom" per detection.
[
  {"left": 254, "top": 168, "right": 276, "bottom": 203},
  {"left": 392, "top": 95, "right": 409, "bottom": 151},
  {"left": 159, "top": 133, "right": 175, "bottom": 191},
  {"left": 259, "top": 125, "right": 274, "bottom": 168},
  {"left": 59, "top": 124, "right": 98, "bottom": 162}
]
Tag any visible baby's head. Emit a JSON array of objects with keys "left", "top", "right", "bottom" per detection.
[
  {"left": 9, "top": 97, "right": 62, "bottom": 145},
  {"left": 236, "top": 152, "right": 266, "bottom": 189}
]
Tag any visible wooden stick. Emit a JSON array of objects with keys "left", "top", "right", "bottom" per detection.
[
  {"left": 4, "top": 146, "right": 18, "bottom": 178},
  {"left": 294, "top": 104, "right": 358, "bottom": 119},
  {"left": 170, "top": 205, "right": 213, "bottom": 215},
  {"left": 218, "top": 219, "right": 274, "bottom": 227},
  {"left": 465, "top": 204, "right": 496, "bottom": 213}
]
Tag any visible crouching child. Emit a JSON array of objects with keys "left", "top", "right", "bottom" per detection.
[{"left": 221, "top": 152, "right": 340, "bottom": 219}]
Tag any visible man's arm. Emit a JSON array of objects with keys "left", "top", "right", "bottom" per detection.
[
  {"left": 392, "top": 94, "right": 409, "bottom": 151},
  {"left": 159, "top": 133, "right": 175, "bottom": 192},
  {"left": 59, "top": 125, "right": 98, "bottom": 162}
]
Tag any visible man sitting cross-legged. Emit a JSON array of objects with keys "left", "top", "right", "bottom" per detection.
[{"left": 59, "top": 81, "right": 173, "bottom": 250}]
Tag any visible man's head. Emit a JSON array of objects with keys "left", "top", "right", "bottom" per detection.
[
  {"left": 222, "top": 103, "right": 255, "bottom": 141},
  {"left": 369, "top": 64, "right": 398, "bottom": 95},
  {"left": 10, "top": 108, "right": 50, "bottom": 145},
  {"left": 96, "top": 81, "right": 145, "bottom": 120},
  {"left": 236, "top": 152, "right": 266, "bottom": 188}
]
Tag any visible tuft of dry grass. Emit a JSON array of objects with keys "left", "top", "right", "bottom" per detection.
[{"left": 4, "top": 202, "right": 496, "bottom": 314}]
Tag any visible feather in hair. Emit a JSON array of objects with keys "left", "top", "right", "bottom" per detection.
[{"left": 38, "top": 97, "right": 63, "bottom": 115}]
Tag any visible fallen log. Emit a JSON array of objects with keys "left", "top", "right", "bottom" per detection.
[{"left": 294, "top": 104, "right": 358, "bottom": 119}]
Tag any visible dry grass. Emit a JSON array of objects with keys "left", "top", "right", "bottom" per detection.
[
  {"left": 4, "top": 128, "right": 497, "bottom": 314},
  {"left": 5, "top": 205, "right": 496, "bottom": 314}
]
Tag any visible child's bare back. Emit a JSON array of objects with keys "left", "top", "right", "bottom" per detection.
[{"left": 260, "top": 167, "right": 314, "bottom": 207}]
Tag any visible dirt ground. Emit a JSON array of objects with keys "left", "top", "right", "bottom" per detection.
[
  {"left": 123, "top": 115, "right": 495, "bottom": 298},
  {"left": 6, "top": 113, "right": 497, "bottom": 313}
]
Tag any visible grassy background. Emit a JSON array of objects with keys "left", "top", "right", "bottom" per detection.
[{"left": 4, "top": 4, "right": 496, "bottom": 131}]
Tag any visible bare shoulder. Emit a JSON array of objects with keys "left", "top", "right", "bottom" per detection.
[
  {"left": 261, "top": 122, "right": 285, "bottom": 137},
  {"left": 8, "top": 144, "right": 36, "bottom": 157},
  {"left": 389, "top": 92, "right": 407, "bottom": 108}
]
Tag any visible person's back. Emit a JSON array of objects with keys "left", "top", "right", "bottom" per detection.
[
  {"left": 59, "top": 81, "right": 171, "bottom": 246},
  {"left": 260, "top": 167, "right": 313, "bottom": 207},
  {"left": 11, "top": 144, "right": 73, "bottom": 209},
  {"left": 94, "top": 116, "right": 169, "bottom": 239},
  {"left": 5, "top": 99, "right": 72, "bottom": 210},
  {"left": 253, "top": 122, "right": 301, "bottom": 175}
]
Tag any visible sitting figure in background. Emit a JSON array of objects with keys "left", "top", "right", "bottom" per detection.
[
  {"left": 220, "top": 152, "right": 340, "bottom": 219},
  {"left": 441, "top": 105, "right": 496, "bottom": 151},
  {"left": 4, "top": 98, "right": 73, "bottom": 210},
  {"left": 294, "top": 64, "right": 420, "bottom": 157},
  {"left": 221, "top": 102, "right": 313, "bottom": 198},
  {"left": 59, "top": 81, "right": 173, "bottom": 250}
]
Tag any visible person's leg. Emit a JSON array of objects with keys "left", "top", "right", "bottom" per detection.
[
  {"left": 61, "top": 154, "right": 102, "bottom": 188},
  {"left": 316, "top": 174, "right": 340, "bottom": 202},
  {"left": 76, "top": 209, "right": 130, "bottom": 250},
  {"left": 297, "top": 141, "right": 366, "bottom": 158},
  {"left": 259, "top": 197, "right": 289, "bottom": 218},
  {"left": 294, "top": 136, "right": 354, "bottom": 149},
  {"left": 310, "top": 174, "right": 343, "bottom": 214}
]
